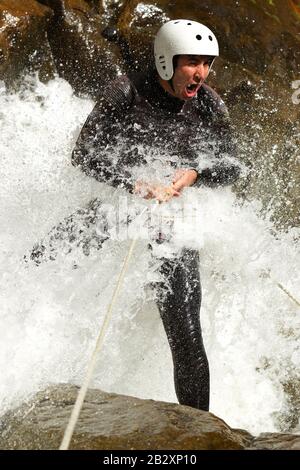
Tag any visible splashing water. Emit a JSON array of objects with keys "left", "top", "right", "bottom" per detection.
[{"left": 0, "top": 76, "right": 299, "bottom": 436}]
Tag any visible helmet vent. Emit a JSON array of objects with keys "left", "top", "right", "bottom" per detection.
[
  {"left": 209, "top": 35, "right": 213, "bottom": 41},
  {"left": 187, "top": 22, "right": 192, "bottom": 25},
  {"left": 196, "top": 35, "right": 202, "bottom": 40},
  {"left": 174, "top": 21, "right": 179, "bottom": 24}
]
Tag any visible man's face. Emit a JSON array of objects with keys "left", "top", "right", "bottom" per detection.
[{"left": 169, "top": 54, "right": 212, "bottom": 100}]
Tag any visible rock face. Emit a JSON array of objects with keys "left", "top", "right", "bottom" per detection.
[
  {"left": 1, "top": 0, "right": 299, "bottom": 101},
  {"left": 0, "top": 0, "right": 56, "bottom": 85},
  {"left": 98, "top": 0, "right": 127, "bottom": 23},
  {"left": 1, "top": 0, "right": 299, "bottom": 122},
  {"left": 37, "top": 0, "right": 124, "bottom": 97},
  {"left": 0, "top": 384, "right": 299, "bottom": 450}
]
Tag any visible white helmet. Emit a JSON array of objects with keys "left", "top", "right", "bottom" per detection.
[{"left": 154, "top": 19, "right": 219, "bottom": 80}]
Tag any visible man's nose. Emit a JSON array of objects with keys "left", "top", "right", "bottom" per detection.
[{"left": 194, "top": 64, "right": 207, "bottom": 82}]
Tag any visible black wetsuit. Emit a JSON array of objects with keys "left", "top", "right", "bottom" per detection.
[{"left": 72, "top": 72, "right": 240, "bottom": 411}]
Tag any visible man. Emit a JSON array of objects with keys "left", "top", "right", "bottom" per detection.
[{"left": 71, "top": 19, "right": 240, "bottom": 411}]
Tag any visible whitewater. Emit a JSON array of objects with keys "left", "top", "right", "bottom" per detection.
[{"left": 0, "top": 76, "right": 299, "bottom": 436}]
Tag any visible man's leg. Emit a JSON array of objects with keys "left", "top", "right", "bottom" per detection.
[{"left": 155, "top": 248, "right": 210, "bottom": 411}]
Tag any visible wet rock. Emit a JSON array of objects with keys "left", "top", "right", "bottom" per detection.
[
  {"left": 1, "top": 384, "right": 300, "bottom": 450},
  {"left": 0, "top": 384, "right": 253, "bottom": 450},
  {"left": 97, "top": 1, "right": 127, "bottom": 23},
  {"left": 38, "top": 0, "right": 125, "bottom": 97},
  {"left": 251, "top": 432, "right": 300, "bottom": 450},
  {"left": 0, "top": 0, "right": 56, "bottom": 86},
  {"left": 117, "top": 0, "right": 170, "bottom": 75}
]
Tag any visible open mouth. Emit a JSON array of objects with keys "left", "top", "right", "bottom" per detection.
[
  {"left": 186, "top": 83, "right": 198, "bottom": 92},
  {"left": 185, "top": 83, "right": 200, "bottom": 97}
]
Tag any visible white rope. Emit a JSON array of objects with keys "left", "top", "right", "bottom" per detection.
[
  {"left": 274, "top": 280, "right": 300, "bottom": 308},
  {"left": 265, "top": 271, "right": 300, "bottom": 308},
  {"left": 59, "top": 206, "right": 150, "bottom": 450}
]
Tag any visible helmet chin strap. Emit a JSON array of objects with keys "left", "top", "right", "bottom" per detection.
[{"left": 208, "top": 57, "right": 215, "bottom": 73}]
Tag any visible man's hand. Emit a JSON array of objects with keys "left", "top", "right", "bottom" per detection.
[
  {"left": 172, "top": 169, "right": 198, "bottom": 192},
  {"left": 134, "top": 181, "right": 180, "bottom": 203},
  {"left": 134, "top": 169, "right": 197, "bottom": 203}
]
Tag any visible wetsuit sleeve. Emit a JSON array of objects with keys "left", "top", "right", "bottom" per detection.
[
  {"left": 193, "top": 88, "right": 241, "bottom": 187},
  {"left": 71, "top": 76, "right": 135, "bottom": 193}
]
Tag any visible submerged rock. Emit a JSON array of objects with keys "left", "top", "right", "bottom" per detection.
[{"left": 0, "top": 384, "right": 299, "bottom": 450}]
